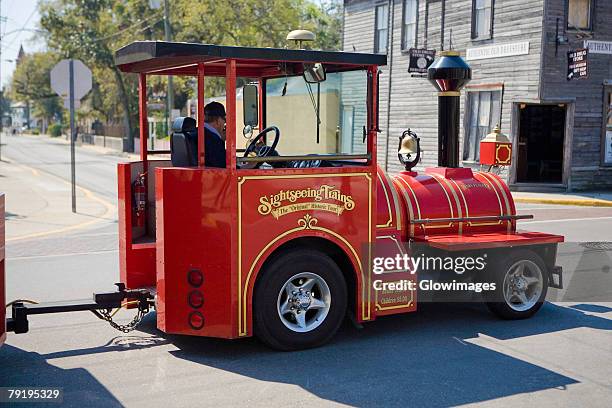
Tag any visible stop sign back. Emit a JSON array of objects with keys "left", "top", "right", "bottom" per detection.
[{"left": 50, "top": 59, "right": 93, "bottom": 101}]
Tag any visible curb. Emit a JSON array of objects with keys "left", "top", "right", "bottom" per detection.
[{"left": 513, "top": 197, "right": 612, "bottom": 208}]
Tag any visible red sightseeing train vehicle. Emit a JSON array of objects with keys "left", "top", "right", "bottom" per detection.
[{"left": 2, "top": 42, "right": 563, "bottom": 350}]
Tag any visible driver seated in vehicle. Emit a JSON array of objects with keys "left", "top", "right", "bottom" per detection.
[{"left": 203, "top": 101, "right": 227, "bottom": 168}]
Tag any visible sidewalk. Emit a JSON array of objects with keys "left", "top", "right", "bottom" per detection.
[
  {"left": 18, "top": 133, "right": 612, "bottom": 208},
  {"left": 43, "top": 133, "right": 139, "bottom": 160},
  {"left": 512, "top": 191, "right": 612, "bottom": 207},
  {"left": 0, "top": 158, "right": 115, "bottom": 242}
]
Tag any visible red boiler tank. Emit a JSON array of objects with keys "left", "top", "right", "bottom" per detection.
[{"left": 391, "top": 167, "right": 516, "bottom": 239}]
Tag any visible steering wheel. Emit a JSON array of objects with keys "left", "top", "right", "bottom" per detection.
[{"left": 243, "top": 126, "right": 280, "bottom": 167}]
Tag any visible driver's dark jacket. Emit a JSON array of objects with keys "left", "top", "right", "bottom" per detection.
[{"left": 187, "top": 127, "right": 226, "bottom": 168}]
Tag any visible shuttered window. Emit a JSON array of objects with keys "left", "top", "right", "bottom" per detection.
[
  {"left": 472, "top": 0, "right": 493, "bottom": 40},
  {"left": 374, "top": 4, "right": 389, "bottom": 54},
  {"left": 568, "top": 0, "right": 592, "bottom": 30},
  {"left": 463, "top": 90, "right": 502, "bottom": 162},
  {"left": 402, "top": 0, "right": 418, "bottom": 50}
]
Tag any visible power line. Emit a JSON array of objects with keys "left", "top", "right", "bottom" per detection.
[
  {"left": 93, "top": 13, "right": 162, "bottom": 43},
  {"left": 5, "top": 7, "right": 36, "bottom": 51}
]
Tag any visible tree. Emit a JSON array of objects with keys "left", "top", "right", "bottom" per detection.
[
  {"left": 304, "top": 0, "right": 343, "bottom": 51},
  {"left": 171, "top": 0, "right": 342, "bottom": 96},
  {"left": 39, "top": 0, "right": 161, "bottom": 150},
  {"left": 38, "top": 0, "right": 343, "bottom": 144},
  {"left": 9, "top": 51, "right": 63, "bottom": 131}
]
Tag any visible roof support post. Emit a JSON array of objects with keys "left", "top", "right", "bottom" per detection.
[
  {"left": 138, "top": 73, "right": 149, "bottom": 232},
  {"left": 258, "top": 78, "right": 265, "bottom": 131},
  {"left": 197, "top": 63, "right": 206, "bottom": 167},
  {"left": 367, "top": 65, "right": 378, "bottom": 165},
  {"left": 226, "top": 59, "right": 237, "bottom": 169},
  {"left": 139, "top": 73, "right": 148, "bottom": 164}
]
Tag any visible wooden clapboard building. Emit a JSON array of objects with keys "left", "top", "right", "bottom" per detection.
[{"left": 343, "top": 0, "right": 612, "bottom": 190}]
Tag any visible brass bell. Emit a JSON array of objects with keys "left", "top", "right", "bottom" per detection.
[
  {"left": 399, "top": 133, "right": 419, "bottom": 155},
  {"left": 398, "top": 130, "right": 421, "bottom": 171}
]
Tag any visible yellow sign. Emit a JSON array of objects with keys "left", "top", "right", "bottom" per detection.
[{"left": 258, "top": 185, "right": 355, "bottom": 218}]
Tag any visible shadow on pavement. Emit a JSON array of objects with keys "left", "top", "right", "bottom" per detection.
[
  {"left": 163, "top": 302, "right": 610, "bottom": 407},
  {"left": 2, "top": 303, "right": 610, "bottom": 407},
  {"left": 0, "top": 344, "right": 123, "bottom": 408},
  {"left": 569, "top": 303, "right": 612, "bottom": 314}
]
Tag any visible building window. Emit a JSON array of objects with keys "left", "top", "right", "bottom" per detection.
[
  {"left": 472, "top": 0, "right": 493, "bottom": 40},
  {"left": 568, "top": 0, "right": 592, "bottom": 31},
  {"left": 374, "top": 3, "right": 389, "bottom": 54},
  {"left": 463, "top": 90, "right": 502, "bottom": 162},
  {"left": 402, "top": 0, "right": 418, "bottom": 50}
]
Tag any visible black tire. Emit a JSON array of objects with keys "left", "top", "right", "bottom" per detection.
[
  {"left": 484, "top": 249, "right": 549, "bottom": 320},
  {"left": 254, "top": 249, "right": 347, "bottom": 351}
]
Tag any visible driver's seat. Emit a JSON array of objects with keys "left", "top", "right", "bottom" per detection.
[{"left": 170, "top": 117, "right": 198, "bottom": 167}]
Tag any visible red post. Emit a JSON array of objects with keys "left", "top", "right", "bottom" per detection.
[
  {"left": 139, "top": 73, "right": 148, "bottom": 164},
  {"left": 138, "top": 73, "right": 148, "bottom": 231},
  {"left": 258, "top": 78, "right": 265, "bottom": 130},
  {"left": 197, "top": 63, "right": 206, "bottom": 167},
  {"left": 368, "top": 66, "right": 378, "bottom": 166},
  {"left": 226, "top": 59, "right": 237, "bottom": 169}
]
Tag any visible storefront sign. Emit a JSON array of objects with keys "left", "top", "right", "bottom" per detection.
[
  {"left": 584, "top": 40, "right": 612, "bottom": 55},
  {"left": 466, "top": 41, "right": 529, "bottom": 61},
  {"left": 605, "top": 131, "right": 612, "bottom": 165},
  {"left": 567, "top": 48, "right": 588, "bottom": 81},
  {"left": 408, "top": 48, "right": 436, "bottom": 74}
]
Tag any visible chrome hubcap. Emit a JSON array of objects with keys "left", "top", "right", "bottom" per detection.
[
  {"left": 502, "top": 260, "right": 543, "bottom": 312},
  {"left": 277, "top": 272, "right": 331, "bottom": 333}
]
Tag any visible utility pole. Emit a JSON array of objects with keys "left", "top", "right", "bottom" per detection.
[
  {"left": 69, "top": 59, "right": 76, "bottom": 212},
  {"left": 163, "top": 0, "right": 173, "bottom": 134}
]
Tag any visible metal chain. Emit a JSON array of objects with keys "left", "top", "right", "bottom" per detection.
[{"left": 95, "top": 307, "right": 147, "bottom": 333}]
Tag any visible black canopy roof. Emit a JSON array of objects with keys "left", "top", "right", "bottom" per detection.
[{"left": 115, "top": 41, "right": 386, "bottom": 76}]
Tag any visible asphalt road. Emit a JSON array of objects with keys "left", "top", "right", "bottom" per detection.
[{"left": 1, "top": 134, "right": 611, "bottom": 407}]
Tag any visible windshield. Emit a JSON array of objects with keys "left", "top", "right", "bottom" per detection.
[{"left": 264, "top": 69, "right": 368, "bottom": 156}]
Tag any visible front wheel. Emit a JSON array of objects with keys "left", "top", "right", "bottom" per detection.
[
  {"left": 484, "top": 249, "right": 548, "bottom": 319},
  {"left": 254, "top": 249, "right": 347, "bottom": 351}
]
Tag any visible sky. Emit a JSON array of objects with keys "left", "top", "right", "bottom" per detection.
[
  {"left": 1, "top": 0, "right": 43, "bottom": 88},
  {"left": 0, "top": 0, "right": 333, "bottom": 88}
]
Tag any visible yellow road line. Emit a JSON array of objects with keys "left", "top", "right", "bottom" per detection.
[
  {"left": 514, "top": 197, "right": 612, "bottom": 208},
  {"left": 5, "top": 162, "right": 117, "bottom": 243}
]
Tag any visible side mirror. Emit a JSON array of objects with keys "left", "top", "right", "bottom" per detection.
[
  {"left": 303, "top": 62, "right": 326, "bottom": 83},
  {"left": 243, "top": 124, "right": 253, "bottom": 139},
  {"left": 243, "top": 84, "right": 259, "bottom": 127}
]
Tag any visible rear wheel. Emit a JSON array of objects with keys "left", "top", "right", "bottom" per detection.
[
  {"left": 254, "top": 249, "right": 347, "bottom": 351},
  {"left": 485, "top": 249, "right": 548, "bottom": 319}
]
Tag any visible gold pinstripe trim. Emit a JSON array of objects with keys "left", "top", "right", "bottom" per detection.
[
  {"left": 394, "top": 176, "right": 422, "bottom": 237},
  {"left": 425, "top": 174, "right": 455, "bottom": 229},
  {"left": 376, "top": 172, "right": 394, "bottom": 229},
  {"left": 237, "top": 172, "right": 372, "bottom": 336},
  {"left": 478, "top": 172, "right": 512, "bottom": 233},
  {"left": 474, "top": 172, "right": 506, "bottom": 229},
  {"left": 376, "top": 171, "right": 403, "bottom": 231},
  {"left": 374, "top": 235, "right": 414, "bottom": 311},
  {"left": 383, "top": 171, "right": 403, "bottom": 231},
  {"left": 429, "top": 173, "right": 462, "bottom": 233}
]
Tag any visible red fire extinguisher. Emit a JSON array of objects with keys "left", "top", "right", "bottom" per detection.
[{"left": 133, "top": 173, "right": 146, "bottom": 228}]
